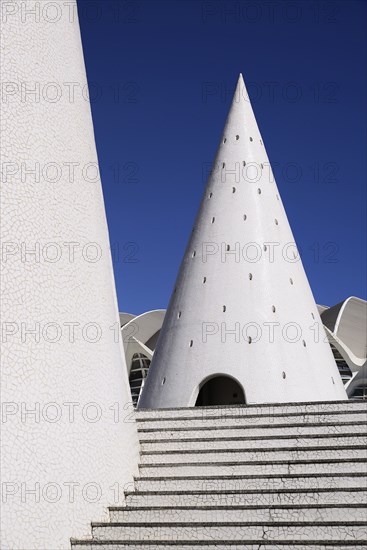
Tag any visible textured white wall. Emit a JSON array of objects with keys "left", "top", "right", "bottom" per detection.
[
  {"left": 139, "top": 74, "right": 347, "bottom": 409},
  {"left": 0, "top": 1, "right": 139, "bottom": 548}
]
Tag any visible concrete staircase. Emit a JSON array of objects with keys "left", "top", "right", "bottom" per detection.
[{"left": 71, "top": 400, "right": 367, "bottom": 549}]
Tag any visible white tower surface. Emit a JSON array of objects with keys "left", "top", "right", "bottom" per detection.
[
  {"left": 0, "top": 2, "right": 138, "bottom": 548},
  {"left": 139, "top": 74, "right": 347, "bottom": 409}
]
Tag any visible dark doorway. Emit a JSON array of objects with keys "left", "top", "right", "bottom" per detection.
[{"left": 195, "top": 375, "right": 245, "bottom": 406}]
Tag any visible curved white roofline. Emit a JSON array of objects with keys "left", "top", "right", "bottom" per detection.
[
  {"left": 322, "top": 297, "right": 367, "bottom": 361},
  {"left": 119, "top": 312, "right": 137, "bottom": 327},
  {"left": 121, "top": 310, "right": 166, "bottom": 374},
  {"left": 324, "top": 326, "right": 365, "bottom": 372}
]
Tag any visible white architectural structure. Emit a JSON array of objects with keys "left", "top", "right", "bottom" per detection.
[
  {"left": 2, "top": 2, "right": 361, "bottom": 545},
  {"left": 139, "top": 74, "right": 347, "bottom": 409},
  {"left": 321, "top": 297, "right": 367, "bottom": 399},
  {"left": 122, "top": 298, "right": 367, "bottom": 406},
  {"left": 0, "top": 2, "right": 138, "bottom": 548},
  {"left": 120, "top": 310, "right": 165, "bottom": 405}
]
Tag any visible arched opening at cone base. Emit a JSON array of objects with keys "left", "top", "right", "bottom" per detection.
[{"left": 194, "top": 374, "right": 246, "bottom": 407}]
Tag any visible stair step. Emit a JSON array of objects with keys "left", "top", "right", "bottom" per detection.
[
  {"left": 109, "top": 504, "right": 367, "bottom": 523},
  {"left": 140, "top": 445, "right": 367, "bottom": 464},
  {"left": 125, "top": 488, "right": 367, "bottom": 507},
  {"left": 134, "top": 473, "right": 367, "bottom": 492},
  {"left": 71, "top": 541, "right": 367, "bottom": 549},
  {"left": 139, "top": 433, "right": 367, "bottom": 452},
  {"left": 135, "top": 400, "right": 366, "bottom": 420},
  {"left": 136, "top": 411, "right": 367, "bottom": 430},
  {"left": 90, "top": 522, "right": 367, "bottom": 542},
  {"left": 139, "top": 458, "right": 366, "bottom": 477},
  {"left": 71, "top": 402, "right": 367, "bottom": 549},
  {"left": 138, "top": 421, "right": 367, "bottom": 440}
]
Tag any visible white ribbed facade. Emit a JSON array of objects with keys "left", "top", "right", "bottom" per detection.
[
  {"left": 0, "top": 2, "right": 138, "bottom": 548},
  {"left": 139, "top": 74, "right": 347, "bottom": 409}
]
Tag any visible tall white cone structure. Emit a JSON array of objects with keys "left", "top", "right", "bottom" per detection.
[
  {"left": 139, "top": 74, "right": 347, "bottom": 409},
  {"left": 0, "top": 2, "right": 138, "bottom": 548}
]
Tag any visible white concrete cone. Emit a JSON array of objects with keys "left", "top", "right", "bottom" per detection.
[{"left": 139, "top": 74, "right": 347, "bottom": 409}]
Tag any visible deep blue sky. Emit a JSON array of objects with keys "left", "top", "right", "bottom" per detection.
[{"left": 78, "top": 0, "right": 366, "bottom": 314}]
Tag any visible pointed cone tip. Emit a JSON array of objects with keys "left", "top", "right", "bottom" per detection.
[{"left": 236, "top": 73, "right": 245, "bottom": 88}]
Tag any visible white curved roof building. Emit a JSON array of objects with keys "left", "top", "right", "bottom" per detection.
[
  {"left": 120, "top": 310, "right": 165, "bottom": 405},
  {"left": 320, "top": 297, "right": 367, "bottom": 400}
]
